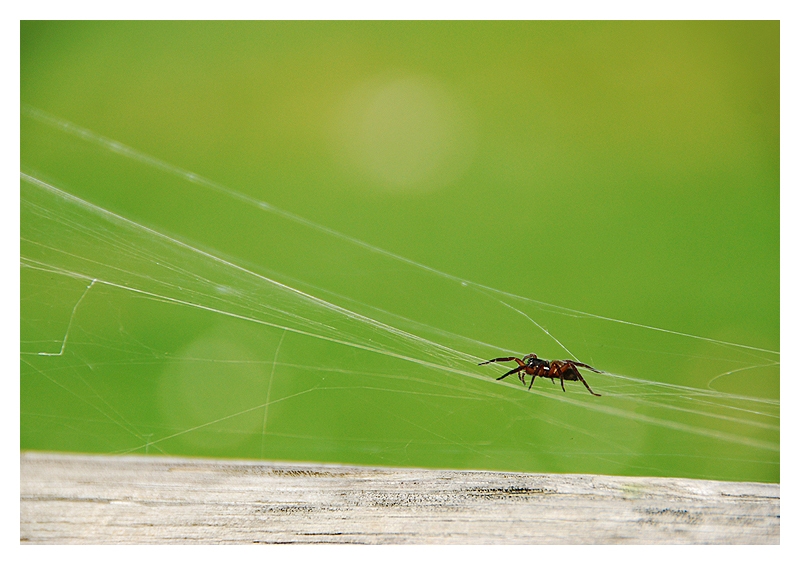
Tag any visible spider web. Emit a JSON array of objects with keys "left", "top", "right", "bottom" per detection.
[{"left": 20, "top": 107, "right": 779, "bottom": 482}]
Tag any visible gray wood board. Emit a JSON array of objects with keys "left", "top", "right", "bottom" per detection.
[{"left": 20, "top": 452, "right": 779, "bottom": 544}]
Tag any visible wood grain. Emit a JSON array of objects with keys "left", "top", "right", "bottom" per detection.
[{"left": 20, "top": 452, "right": 779, "bottom": 544}]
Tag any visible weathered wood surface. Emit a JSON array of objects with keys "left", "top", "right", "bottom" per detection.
[{"left": 20, "top": 452, "right": 779, "bottom": 544}]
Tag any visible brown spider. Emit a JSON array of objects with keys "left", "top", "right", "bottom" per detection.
[{"left": 479, "top": 353, "right": 602, "bottom": 396}]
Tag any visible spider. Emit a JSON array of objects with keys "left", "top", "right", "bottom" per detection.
[{"left": 479, "top": 353, "right": 602, "bottom": 396}]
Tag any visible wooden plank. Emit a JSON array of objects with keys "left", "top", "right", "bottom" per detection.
[{"left": 20, "top": 452, "right": 779, "bottom": 544}]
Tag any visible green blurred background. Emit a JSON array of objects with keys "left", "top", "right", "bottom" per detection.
[{"left": 21, "top": 21, "right": 779, "bottom": 482}]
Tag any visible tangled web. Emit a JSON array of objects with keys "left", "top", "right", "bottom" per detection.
[{"left": 20, "top": 107, "right": 778, "bottom": 482}]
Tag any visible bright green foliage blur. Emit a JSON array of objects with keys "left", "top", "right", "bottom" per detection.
[{"left": 21, "top": 21, "right": 779, "bottom": 482}]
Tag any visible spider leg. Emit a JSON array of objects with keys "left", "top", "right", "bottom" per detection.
[
  {"left": 479, "top": 357, "right": 523, "bottom": 366},
  {"left": 527, "top": 372, "right": 538, "bottom": 390},
  {"left": 575, "top": 372, "right": 601, "bottom": 396},
  {"left": 496, "top": 365, "right": 526, "bottom": 382},
  {"left": 548, "top": 364, "right": 566, "bottom": 392},
  {"left": 563, "top": 363, "right": 602, "bottom": 396},
  {"left": 570, "top": 361, "right": 604, "bottom": 374},
  {"left": 543, "top": 363, "right": 562, "bottom": 388}
]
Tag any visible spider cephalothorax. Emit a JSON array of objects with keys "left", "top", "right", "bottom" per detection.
[{"left": 479, "top": 353, "right": 602, "bottom": 396}]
